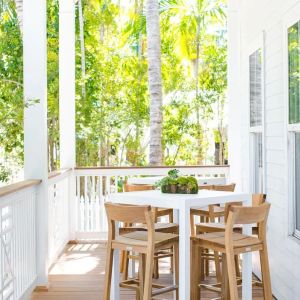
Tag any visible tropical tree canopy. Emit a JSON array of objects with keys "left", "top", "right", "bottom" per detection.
[{"left": 0, "top": 0, "right": 227, "bottom": 183}]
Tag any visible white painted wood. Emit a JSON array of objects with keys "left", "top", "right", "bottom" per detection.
[
  {"left": 0, "top": 184, "right": 39, "bottom": 299},
  {"left": 108, "top": 190, "right": 252, "bottom": 300},
  {"left": 227, "top": 0, "right": 243, "bottom": 192},
  {"left": 48, "top": 172, "right": 71, "bottom": 267},
  {"left": 59, "top": 0, "right": 75, "bottom": 169},
  {"left": 229, "top": 1, "right": 300, "bottom": 298},
  {"left": 23, "top": 0, "right": 48, "bottom": 286},
  {"left": 74, "top": 167, "right": 229, "bottom": 236},
  {"left": 59, "top": 0, "right": 76, "bottom": 241}
]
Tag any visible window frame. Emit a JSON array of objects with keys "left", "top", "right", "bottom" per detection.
[
  {"left": 284, "top": 5, "right": 300, "bottom": 239},
  {"left": 248, "top": 34, "right": 265, "bottom": 194}
]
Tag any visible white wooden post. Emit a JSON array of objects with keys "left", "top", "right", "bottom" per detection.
[
  {"left": 227, "top": 0, "right": 243, "bottom": 191},
  {"left": 59, "top": 0, "right": 76, "bottom": 240},
  {"left": 23, "top": 0, "right": 49, "bottom": 286}
]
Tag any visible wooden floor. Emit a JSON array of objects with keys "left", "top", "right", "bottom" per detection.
[{"left": 31, "top": 242, "right": 267, "bottom": 300}]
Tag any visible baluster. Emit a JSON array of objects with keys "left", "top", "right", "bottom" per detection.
[
  {"left": 99, "top": 176, "right": 104, "bottom": 232},
  {"left": 84, "top": 176, "right": 89, "bottom": 232},
  {"left": 91, "top": 176, "right": 96, "bottom": 232},
  {"left": 76, "top": 175, "right": 80, "bottom": 233}
]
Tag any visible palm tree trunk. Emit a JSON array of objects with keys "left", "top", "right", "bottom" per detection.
[
  {"left": 195, "top": 22, "right": 203, "bottom": 165},
  {"left": 14, "top": 0, "right": 23, "bottom": 34},
  {"left": 146, "top": 0, "right": 163, "bottom": 166},
  {"left": 78, "top": 0, "right": 86, "bottom": 99}
]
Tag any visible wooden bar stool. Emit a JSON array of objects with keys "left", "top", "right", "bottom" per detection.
[
  {"left": 190, "top": 183, "right": 236, "bottom": 236},
  {"left": 104, "top": 203, "right": 179, "bottom": 300},
  {"left": 124, "top": 183, "right": 174, "bottom": 222},
  {"left": 121, "top": 184, "right": 178, "bottom": 279},
  {"left": 195, "top": 194, "right": 266, "bottom": 235},
  {"left": 191, "top": 202, "right": 272, "bottom": 300},
  {"left": 190, "top": 183, "right": 236, "bottom": 279}
]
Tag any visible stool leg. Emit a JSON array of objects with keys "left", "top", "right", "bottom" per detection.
[
  {"left": 143, "top": 250, "right": 154, "bottom": 300},
  {"left": 122, "top": 251, "right": 129, "bottom": 281},
  {"left": 214, "top": 251, "right": 222, "bottom": 282},
  {"left": 200, "top": 248, "right": 205, "bottom": 281},
  {"left": 104, "top": 246, "right": 114, "bottom": 300},
  {"left": 234, "top": 255, "right": 241, "bottom": 278},
  {"left": 221, "top": 253, "right": 230, "bottom": 300},
  {"left": 120, "top": 251, "right": 125, "bottom": 273},
  {"left": 139, "top": 254, "right": 146, "bottom": 300},
  {"left": 191, "top": 243, "right": 201, "bottom": 300},
  {"left": 153, "top": 257, "right": 159, "bottom": 279},
  {"left": 205, "top": 249, "right": 209, "bottom": 276},
  {"left": 174, "top": 243, "right": 179, "bottom": 300},
  {"left": 190, "top": 214, "right": 196, "bottom": 236},
  {"left": 169, "top": 211, "right": 174, "bottom": 223},
  {"left": 260, "top": 245, "right": 272, "bottom": 299},
  {"left": 226, "top": 248, "right": 239, "bottom": 300}
]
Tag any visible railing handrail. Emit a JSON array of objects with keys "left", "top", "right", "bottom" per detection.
[
  {"left": 75, "top": 165, "right": 229, "bottom": 170},
  {"left": 0, "top": 179, "right": 41, "bottom": 198},
  {"left": 48, "top": 168, "right": 72, "bottom": 185}
]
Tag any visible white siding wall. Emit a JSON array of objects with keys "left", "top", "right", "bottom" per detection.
[{"left": 228, "top": 1, "right": 300, "bottom": 299}]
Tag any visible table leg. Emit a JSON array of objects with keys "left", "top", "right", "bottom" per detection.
[
  {"left": 173, "top": 209, "right": 179, "bottom": 223},
  {"left": 242, "top": 195, "right": 252, "bottom": 300},
  {"left": 179, "top": 206, "right": 190, "bottom": 299},
  {"left": 111, "top": 249, "right": 120, "bottom": 300}
]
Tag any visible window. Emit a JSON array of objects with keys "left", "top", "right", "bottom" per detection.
[
  {"left": 295, "top": 133, "right": 300, "bottom": 233},
  {"left": 253, "top": 132, "right": 263, "bottom": 193},
  {"left": 289, "top": 22, "right": 300, "bottom": 124},
  {"left": 249, "top": 47, "right": 264, "bottom": 193},
  {"left": 288, "top": 20, "right": 300, "bottom": 238},
  {"left": 250, "top": 49, "right": 262, "bottom": 127}
]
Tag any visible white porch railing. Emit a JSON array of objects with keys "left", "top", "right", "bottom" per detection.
[
  {"left": 48, "top": 169, "right": 72, "bottom": 266},
  {"left": 0, "top": 180, "right": 40, "bottom": 299},
  {"left": 74, "top": 165, "right": 230, "bottom": 239}
]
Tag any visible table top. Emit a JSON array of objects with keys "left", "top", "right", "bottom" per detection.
[{"left": 108, "top": 189, "right": 250, "bottom": 210}]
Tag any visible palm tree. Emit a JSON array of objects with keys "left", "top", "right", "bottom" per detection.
[
  {"left": 145, "top": 0, "right": 163, "bottom": 165},
  {"left": 78, "top": 0, "right": 86, "bottom": 99}
]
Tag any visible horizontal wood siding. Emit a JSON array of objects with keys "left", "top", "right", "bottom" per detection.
[{"left": 229, "top": 0, "right": 300, "bottom": 298}]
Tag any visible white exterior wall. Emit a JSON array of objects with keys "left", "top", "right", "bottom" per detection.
[{"left": 228, "top": 0, "right": 300, "bottom": 299}]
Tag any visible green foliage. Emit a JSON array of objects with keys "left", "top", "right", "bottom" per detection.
[
  {"left": 157, "top": 169, "right": 198, "bottom": 194},
  {"left": 0, "top": 0, "right": 228, "bottom": 184}
]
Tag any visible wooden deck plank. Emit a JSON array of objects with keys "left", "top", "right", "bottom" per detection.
[{"left": 31, "top": 242, "right": 267, "bottom": 300}]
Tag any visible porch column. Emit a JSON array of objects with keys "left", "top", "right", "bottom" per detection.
[
  {"left": 23, "top": 0, "right": 49, "bottom": 285},
  {"left": 59, "top": 0, "right": 76, "bottom": 239},
  {"left": 227, "top": 0, "right": 243, "bottom": 190}
]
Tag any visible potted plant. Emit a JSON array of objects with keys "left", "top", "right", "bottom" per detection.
[{"left": 156, "top": 169, "right": 198, "bottom": 194}]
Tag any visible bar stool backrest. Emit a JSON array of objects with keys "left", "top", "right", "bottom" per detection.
[
  {"left": 105, "top": 203, "right": 155, "bottom": 241},
  {"left": 252, "top": 193, "right": 267, "bottom": 206},
  {"left": 199, "top": 184, "right": 214, "bottom": 190},
  {"left": 212, "top": 183, "right": 236, "bottom": 192},
  {"left": 226, "top": 202, "right": 271, "bottom": 240},
  {"left": 124, "top": 184, "right": 154, "bottom": 192}
]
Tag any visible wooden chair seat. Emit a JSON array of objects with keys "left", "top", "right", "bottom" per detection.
[
  {"left": 192, "top": 232, "right": 263, "bottom": 254},
  {"left": 196, "top": 222, "right": 260, "bottom": 235},
  {"left": 114, "top": 231, "right": 178, "bottom": 251}
]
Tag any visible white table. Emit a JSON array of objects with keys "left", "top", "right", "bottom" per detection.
[
  {"left": 127, "top": 176, "right": 226, "bottom": 186},
  {"left": 108, "top": 190, "right": 252, "bottom": 300}
]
